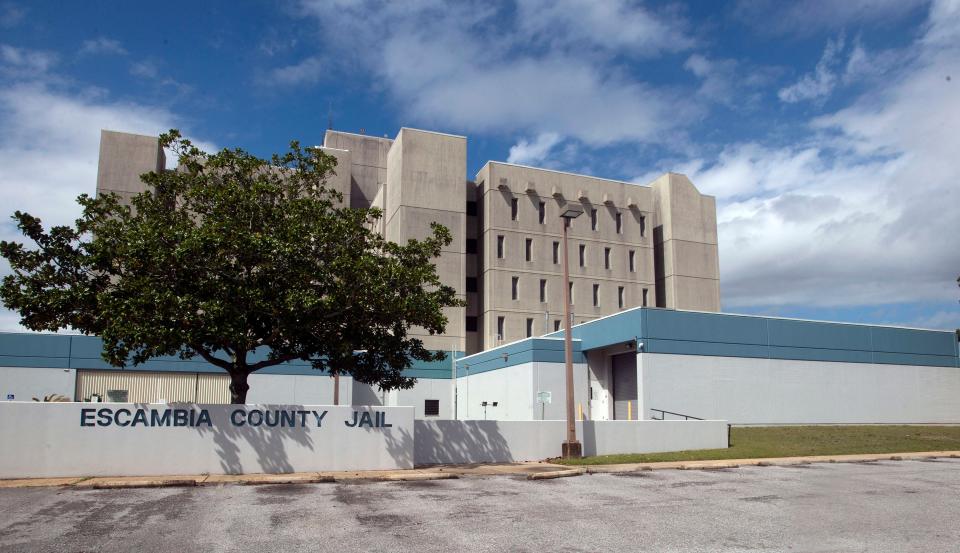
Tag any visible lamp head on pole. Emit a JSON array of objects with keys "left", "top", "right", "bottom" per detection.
[{"left": 559, "top": 204, "right": 584, "bottom": 220}]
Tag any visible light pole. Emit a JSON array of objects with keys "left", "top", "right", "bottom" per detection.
[{"left": 559, "top": 203, "right": 584, "bottom": 458}]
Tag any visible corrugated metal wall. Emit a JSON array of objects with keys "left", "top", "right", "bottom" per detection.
[{"left": 76, "top": 370, "right": 230, "bottom": 403}]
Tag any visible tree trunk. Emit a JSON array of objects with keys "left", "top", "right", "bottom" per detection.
[{"left": 229, "top": 370, "right": 250, "bottom": 404}]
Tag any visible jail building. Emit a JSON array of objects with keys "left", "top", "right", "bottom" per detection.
[{"left": 96, "top": 127, "right": 721, "bottom": 355}]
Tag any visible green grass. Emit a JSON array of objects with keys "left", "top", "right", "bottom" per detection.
[{"left": 554, "top": 425, "right": 960, "bottom": 465}]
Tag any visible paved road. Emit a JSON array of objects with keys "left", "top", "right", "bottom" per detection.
[{"left": 2, "top": 459, "right": 960, "bottom": 552}]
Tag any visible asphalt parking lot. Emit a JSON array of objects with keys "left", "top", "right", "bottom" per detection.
[{"left": 2, "top": 459, "right": 959, "bottom": 553}]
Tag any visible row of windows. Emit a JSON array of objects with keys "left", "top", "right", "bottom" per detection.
[
  {"left": 504, "top": 197, "right": 645, "bottom": 235},
  {"left": 495, "top": 236, "right": 638, "bottom": 271},
  {"left": 464, "top": 284, "right": 650, "bottom": 335},
  {"left": 508, "top": 277, "right": 648, "bottom": 307}
]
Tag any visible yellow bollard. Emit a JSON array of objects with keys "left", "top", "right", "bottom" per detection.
[
  {"left": 628, "top": 401, "right": 632, "bottom": 421},
  {"left": 577, "top": 402, "right": 583, "bottom": 421}
]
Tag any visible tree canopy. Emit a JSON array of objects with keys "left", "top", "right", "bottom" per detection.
[{"left": 0, "top": 130, "right": 462, "bottom": 403}]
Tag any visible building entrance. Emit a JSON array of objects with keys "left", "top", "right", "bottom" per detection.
[{"left": 611, "top": 353, "right": 637, "bottom": 420}]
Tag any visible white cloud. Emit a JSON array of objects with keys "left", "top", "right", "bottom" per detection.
[
  {"left": 507, "top": 133, "right": 562, "bottom": 165},
  {"left": 295, "top": 0, "right": 698, "bottom": 145},
  {"left": 684, "top": 53, "right": 776, "bottom": 107},
  {"left": 130, "top": 60, "right": 159, "bottom": 79},
  {"left": 0, "top": 48, "right": 215, "bottom": 331},
  {"left": 675, "top": 1, "right": 960, "bottom": 310},
  {"left": 0, "top": 44, "right": 57, "bottom": 75},
  {"left": 778, "top": 35, "right": 845, "bottom": 103},
  {"left": 0, "top": 2, "right": 24, "bottom": 28},
  {"left": 515, "top": 0, "right": 695, "bottom": 57},
  {"left": 80, "top": 37, "right": 127, "bottom": 56},
  {"left": 268, "top": 56, "right": 324, "bottom": 86},
  {"left": 734, "top": 0, "right": 929, "bottom": 36}
]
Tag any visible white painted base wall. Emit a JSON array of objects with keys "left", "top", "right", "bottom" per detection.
[
  {"left": 455, "top": 362, "right": 589, "bottom": 420},
  {"left": 0, "top": 367, "right": 75, "bottom": 402},
  {"left": 247, "top": 373, "right": 353, "bottom": 406},
  {"left": 641, "top": 353, "right": 960, "bottom": 424},
  {"left": 414, "top": 419, "right": 728, "bottom": 464},
  {"left": 0, "top": 403, "right": 414, "bottom": 478}
]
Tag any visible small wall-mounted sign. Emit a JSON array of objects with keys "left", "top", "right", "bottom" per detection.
[{"left": 537, "top": 391, "right": 551, "bottom": 404}]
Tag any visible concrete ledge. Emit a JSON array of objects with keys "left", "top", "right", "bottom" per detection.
[
  {"left": 377, "top": 472, "right": 458, "bottom": 482},
  {"left": 580, "top": 451, "right": 960, "bottom": 473},
  {"left": 527, "top": 468, "right": 585, "bottom": 480}
]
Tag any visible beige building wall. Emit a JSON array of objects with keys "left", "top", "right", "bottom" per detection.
[
  {"left": 322, "top": 130, "right": 392, "bottom": 208},
  {"left": 474, "top": 162, "right": 657, "bottom": 351},
  {"left": 651, "top": 173, "right": 721, "bottom": 311},
  {"left": 96, "top": 130, "right": 165, "bottom": 206}
]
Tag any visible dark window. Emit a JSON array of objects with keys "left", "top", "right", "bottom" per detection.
[
  {"left": 593, "top": 284, "right": 600, "bottom": 307},
  {"left": 526, "top": 318, "right": 533, "bottom": 338},
  {"left": 466, "top": 200, "right": 478, "bottom": 216},
  {"left": 618, "top": 286, "right": 625, "bottom": 309},
  {"left": 616, "top": 212, "right": 623, "bottom": 234},
  {"left": 552, "top": 241, "right": 560, "bottom": 264},
  {"left": 590, "top": 208, "right": 598, "bottom": 231},
  {"left": 642, "top": 288, "right": 649, "bottom": 307},
  {"left": 579, "top": 244, "right": 586, "bottom": 267},
  {"left": 497, "top": 235, "right": 505, "bottom": 258},
  {"left": 465, "top": 316, "right": 478, "bottom": 332},
  {"left": 554, "top": 319, "right": 561, "bottom": 331},
  {"left": 466, "top": 238, "right": 478, "bottom": 254},
  {"left": 424, "top": 399, "right": 440, "bottom": 417},
  {"left": 466, "top": 277, "right": 478, "bottom": 292},
  {"left": 511, "top": 198, "right": 519, "bottom": 221},
  {"left": 569, "top": 282, "right": 574, "bottom": 304},
  {"left": 511, "top": 276, "right": 519, "bottom": 300},
  {"left": 604, "top": 247, "right": 611, "bottom": 269},
  {"left": 539, "top": 279, "right": 547, "bottom": 302},
  {"left": 525, "top": 238, "right": 533, "bottom": 261},
  {"left": 629, "top": 250, "right": 635, "bottom": 272},
  {"left": 538, "top": 201, "right": 546, "bottom": 224},
  {"left": 497, "top": 316, "right": 505, "bottom": 339},
  {"left": 639, "top": 214, "right": 646, "bottom": 237}
]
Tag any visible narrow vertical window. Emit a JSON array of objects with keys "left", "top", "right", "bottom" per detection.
[
  {"left": 511, "top": 197, "right": 519, "bottom": 221},
  {"left": 579, "top": 244, "right": 585, "bottom": 267},
  {"left": 618, "top": 286, "right": 625, "bottom": 309},
  {"left": 526, "top": 318, "right": 533, "bottom": 338},
  {"left": 539, "top": 279, "right": 547, "bottom": 303},
  {"left": 497, "top": 316, "right": 505, "bottom": 339},
  {"left": 511, "top": 276, "right": 519, "bottom": 300},
  {"left": 554, "top": 320, "right": 561, "bottom": 332},
  {"left": 604, "top": 247, "right": 611, "bottom": 269},
  {"left": 538, "top": 201, "right": 546, "bottom": 224},
  {"left": 552, "top": 241, "right": 560, "bottom": 264},
  {"left": 593, "top": 284, "right": 600, "bottom": 307},
  {"left": 639, "top": 214, "right": 646, "bottom": 237},
  {"left": 497, "top": 235, "right": 505, "bottom": 258},
  {"left": 616, "top": 212, "right": 623, "bottom": 234},
  {"left": 590, "top": 208, "right": 598, "bottom": 231},
  {"left": 642, "top": 288, "right": 649, "bottom": 307},
  {"left": 525, "top": 238, "right": 533, "bottom": 262},
  {"left": 629, "top": 250, "right": 635, "bottom": 272},
  {"left": 569, "top": 282, "right": 574, "bottom": 304}
]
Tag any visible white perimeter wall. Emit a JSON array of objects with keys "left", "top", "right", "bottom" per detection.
[
  {"left": 0, "top": 403, "right": 414, "bottom": 478},
  {"left": 414, "top": 419, "right": 728, "bottom": 464},
  {"left": 386, "top": 379, "right": 453, "bottom": 419},
  {"left": 247, "top": 373, "right": 352, "bottom": 406},
  {"left": 641, "top": 353, "right": 960, "bottom": 424},
  {"left": 0, "top": 366, "right": 75, "bottom": 402},
  {"left": 455, "top": 362, "right": 589, "bottom": 420}
]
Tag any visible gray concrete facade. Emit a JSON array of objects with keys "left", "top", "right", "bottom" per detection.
[{"left": 95, "top": 127, "right": 721, "bottom": 354}]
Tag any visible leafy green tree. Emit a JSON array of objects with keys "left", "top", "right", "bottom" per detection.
[{"left": 0, "top": 131, "right": 461, "bottom": 403}]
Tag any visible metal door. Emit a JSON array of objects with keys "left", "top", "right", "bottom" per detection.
[{"left": 612, "top": 353, "right": 637, "bottom": 420}]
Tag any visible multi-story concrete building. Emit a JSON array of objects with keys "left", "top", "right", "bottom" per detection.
[{"left": 95, "top": 126, "right": 720, "bottom": 355}]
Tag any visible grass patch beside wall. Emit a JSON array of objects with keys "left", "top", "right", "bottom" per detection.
[{"left": 555, "top": 425, "right": 960, "bottom": 465}]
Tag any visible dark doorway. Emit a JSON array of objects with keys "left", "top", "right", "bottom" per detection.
[{"left": 612, "top": 353, "right": 637, "bottom": 420}]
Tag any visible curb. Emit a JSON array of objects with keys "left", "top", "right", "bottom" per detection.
[
  {"left": 527, "top": 468, "right": 585, "bottom": 480},
  {"left": 85, "top": 479, "right": 198, "bottom": 490},
  {"left": 378, "top": 472, "right": 459, "bottom": 482}
]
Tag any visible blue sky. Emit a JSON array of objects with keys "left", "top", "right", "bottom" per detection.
[{"left": 0, "top": 0, "right": 958, "bottom": 331}]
